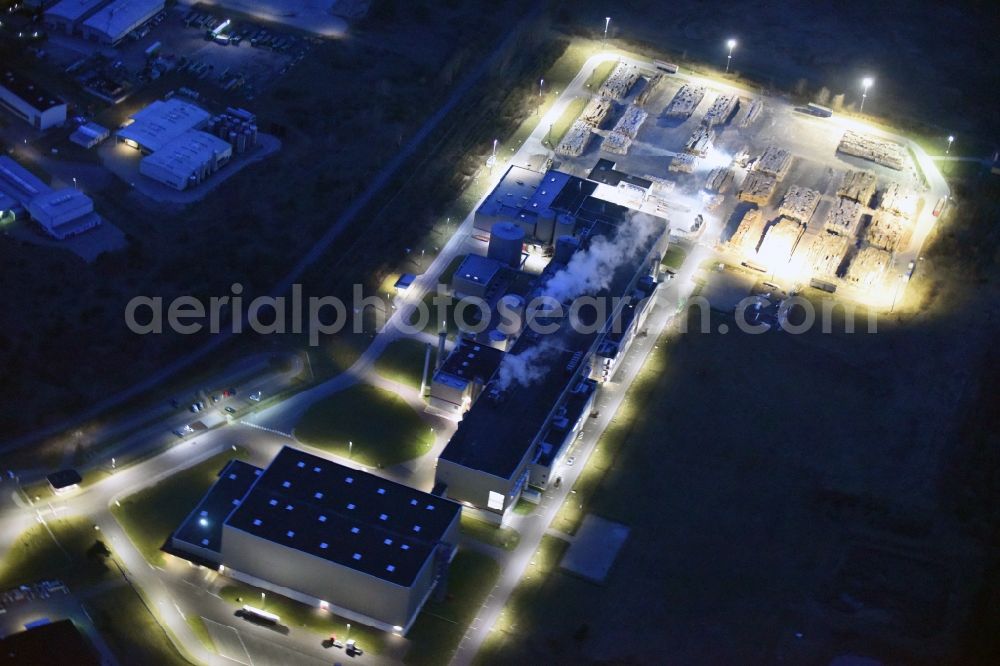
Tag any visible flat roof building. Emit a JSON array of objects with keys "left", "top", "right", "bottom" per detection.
[
  {"left": 0, "top": 70, "right": 67, "bottom": 130},
  {"left": 451, "top": 253, "right": 504, "bottom": 300},
  {"left": 0, "top": 155, "right": 49, "bottom": 205},
  {"left": 428, "top": 338, "right": 505, "bottom": 418},
  {"left": 139, "top": 130, "right": 232, "bottom": 191},
  {"left": 172, "top": 447, "right": 461, "bottom": 633},
  {"left": 44, "top": 0, "right": 110, "bottom": 34},
  {"left": 437, "top": 196, "right": 668, "bottom": 522},
  {"left": 27, "top": 189, "right": 102, "bottom": 239},
  {"left": 474, "top": 166, "right": 581, "bottom": 245},
  {"left": 81, "top": 0, "right": 163, "bottom": 45},
  {"left": 0, "top": 619, "right": 101, "bottom": 666},
  {"left": 117, "top": 98, "right": 211, "bottom": 153},
  {"left": 0, "top": 156, "right": 101, "bottom": 239},
  {"left": 70, "top": 121, "right": 110, "bottom": 149}
]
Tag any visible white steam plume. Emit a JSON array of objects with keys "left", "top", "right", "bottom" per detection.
[
  {"left": 542, "top": 212, "right": 659, "bottom": 303},
  {"left": 494, "top": 340, "right": 553, "bottom": 391},
  {"left": 492, "top": 212, "right": 661, "bottom": 391}
]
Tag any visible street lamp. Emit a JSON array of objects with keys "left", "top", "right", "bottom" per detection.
[
  {"left": 603, "top": 16, "right": 611, "bottom": 47},
  {"left": 487, "top": 138, "right": 498, "bottom": 172},
  {"left": 348, "top": 440, "right": 353, "bottom": 459},
  {"left": 859, "top": 76, "right": 874, "bottom": 114},
  {"left": 72, "top": 177, "right": 77, "bottom": 189},
  {"left": 725, "top": 39, "right": 737, "bottom": 73},
  {"left": 946, "top": 135, "right": 954, "bottom": 155}
]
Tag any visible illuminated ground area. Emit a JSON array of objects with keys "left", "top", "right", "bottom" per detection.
[
  {"left": 547, "top": 60, "right": 947, "bottom": 312},
  {"left": 293, "top": 383, "right": 436, "bottom": 467}
]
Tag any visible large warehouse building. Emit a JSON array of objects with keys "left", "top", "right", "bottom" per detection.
[
  {"left": 436, "top": 171, "right": 669, "bottom": 522},
  {"left": 44, "top": 0, "right": 110, "bottom": 35},
  {"left": 27, "top": 188, "right": 102, "bottom": 239},
  {"left": 117, "top": 98, "right": 211, "bottom": 153},
  {"left": 172, "top": 447, "right": 461, "bottom": 633},
  {"left": 0, "top": 156, "right": 101, "bottom": 239},
  {"left": 139, "top": 130, "right": 232, "bottom": 191},
  {"left": 0, "top": 70, "right": 67, "bottom": 130},
  {"left": 81, "top": 0, "right": 163, "bottom": 45}
]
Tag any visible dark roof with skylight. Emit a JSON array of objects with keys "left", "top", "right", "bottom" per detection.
[{"left": 224, "top": 446, "right": 461, "bottom": 587}]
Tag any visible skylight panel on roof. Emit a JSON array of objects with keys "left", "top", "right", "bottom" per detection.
[
  {"left": 228, "top": 473, "right": 237, "bottom": 480},
  {"left": 384, "top": 538, "right": 393, "bottom": 545},
  {"left": 413, "top": 525, "right": 421, "bottom": 532},
  {"left": 345, "top": 476, "right": 353, "bottom": 484},
  {"left": 313, "top": 466, "right": 321, "bottom": 473},
  {"left": 347, "top": 503, "right": 355, "bottom": 510},
  {"left": 318, "top": 515, "right": 327, "bottom": 522},
  {"left": 386, "top": 565, "right": 396, "bottom": 572},
  {"left": 268, "top": 499, "right": 278, "bottom": 506},
  {"left": 353, "top": 553, "right": 362, "bottom": 561},
  {"left": 253, "top": 519, "right": 262, "bottom": 526},
  {"left": 314, "top": 492, "right": 323, "bottom": 499},
  {"left": 401, "top": 544, "right": 410, "bottom": 550},
  {"left": 351, "top": 527, "right": 360, "bottom": 534},
  {"left": 282, "top": 481, "right": 291, "bottom": 488},
  {"left": 377, "top": 488, "right": 386, "bottom": 495},
  {"left": 286, "top": 530, "right": 295, "bottom": 538},
  {"left": 320, "top": 542, "right": 328, "bottom": 549},
  {"left": 379, "top": 513, "right": 388, "bottom": 521},
  {"left": 297, "top": 461, "right": 305, "bottom": 468}
]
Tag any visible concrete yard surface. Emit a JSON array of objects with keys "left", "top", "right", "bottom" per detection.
[{"left": 559, "top": 515, "right": 630, "bottom": 584}]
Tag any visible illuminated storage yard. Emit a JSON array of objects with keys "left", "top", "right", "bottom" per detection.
[{"left": 171, "top": 446, "right": 461, "bottom": 633}]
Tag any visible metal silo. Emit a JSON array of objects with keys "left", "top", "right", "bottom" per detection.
[{"left": 487, "top": 222, "right": 525, "bottom": 268}]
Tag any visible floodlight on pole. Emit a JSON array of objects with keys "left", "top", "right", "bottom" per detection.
[
  {"left": 603, "top": 17, "right": 611, "bottom": 46},
  {"left": 859, "top": 76, "right": 874, "bottom": 114},
  {"left": 946, "top": 135, "right": 954, "bottom": 155},
  {"left": 725, "top": 38, "right": 737, "bottom": 73}
]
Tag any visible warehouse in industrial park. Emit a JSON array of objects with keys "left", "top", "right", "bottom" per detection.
[
  {"left": 0, "top": 70, "right": 67, "bottom": 130},
  {"left": 81, "top": 0, "right": 163, "bottom": 45},
  {"left": 117, "top": 98, "right": 211, "bottom": 153},
  {"left": 0, "top": 156, "right": 102, "bottom": 238},
  {"left": 139, "top": 130, "right": 232, "bottom": 191},
  {"left": 435, "top": 166, "right": 670, "bottom": 522},
  {"left": 45, "top": 0, "right": 112, "bottom": 35},
  {"left": 171, "top": 446, "right": 461, "bottom": 633}
]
